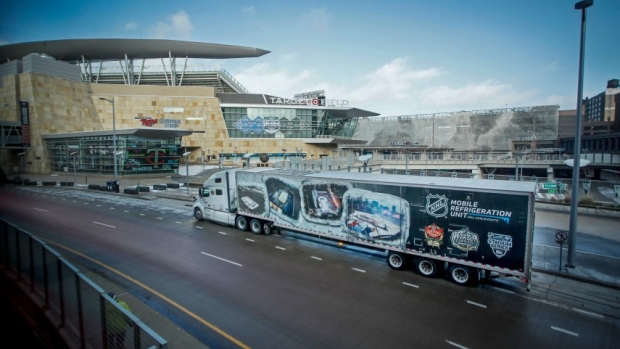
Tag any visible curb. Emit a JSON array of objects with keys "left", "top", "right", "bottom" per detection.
[{"left": 532, "top": 266, "right": 620, "bottom": 291}]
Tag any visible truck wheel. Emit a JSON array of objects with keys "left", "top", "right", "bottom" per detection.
[
  {"left": 387, "top": 252, "right": 407, "bottom": 270},
  {"left": 416, "top": 258, "right": 437, "bottom": 277},
  {"left": 449, "top": 265, "right": 472, "bottom": 286},
  {"left": 194, "top": 207, "right": 204, "bottom": 221},
  {"left": 263, "top": 223, "right": 274, "bottom": 235},
  {"left": 250, "top": 219, "right": 263, "bottom": 234},
  {"left": 235, "top": 216, "right": 248, "bottom": 231}
]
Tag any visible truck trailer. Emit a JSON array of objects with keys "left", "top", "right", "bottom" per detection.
[{"left": 192, "top": 168, "right": 536, "bottom": 288}]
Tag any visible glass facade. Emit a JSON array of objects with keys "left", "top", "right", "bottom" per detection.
[
  {"left": 222, "top": 107, "right": 358, "bottom": 139},
  {"left": 45, "top": 135, "right": 182, "bottom": 175}
]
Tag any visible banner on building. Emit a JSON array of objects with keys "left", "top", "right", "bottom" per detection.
[{"left": 20, "top": 101, "right": 31, "bottom": 148}]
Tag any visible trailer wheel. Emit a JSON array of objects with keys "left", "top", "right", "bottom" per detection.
[
  {"left": 194, "top": 208, "right": 204, "bottom": 221},
  {"left": 235, "top": 216, "right": 248, "bottom": 231},
  {"left": 249, "top": 219, "right": 263, "bottom": 234},
  {"left": 387, "top": 252, "right": 407, "bottom": 270},
  {"left": 263, "top": 222, "right": 274, "bottom": 235},
  {"left": 416, "top": 258, "right": 437, "bottom": 277},
  {"left": 449, "top": 265, "right": 473, "bottom": 286}
]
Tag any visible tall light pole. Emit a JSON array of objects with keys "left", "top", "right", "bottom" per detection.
[
  {"left": 99, "top": 97, "right": 118, "bottom": 184},
  {"left": 183, "top": 151, "right": 191, "bottom": 196},
  {"left": 70, "top": 152, "right": 77, "bottom": 186},
  {"left": 17, "top": 152, "right": 25, "bottom": 183},
  {"left": 567, "top": 0, "right": 593, "bottom": 268}
]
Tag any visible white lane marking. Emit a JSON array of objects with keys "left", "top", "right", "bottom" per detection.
[
  {"left": 218, "top": 231, "right": 227, "bottom": 235},
  {"left": 466, "top": 300, "right": 487, "bottom": 309},
  {"left": 96, "top": 205, "right": 101, "bottom": 207},
  {"left": 446, "top": 340, "right": 469, "bottom": 349},
  {"left": 551, "top": 326, "right": 579, "bottom": 337},
  {"left": 84, "top": 203, "right": 89, "bottom": 205},
  {"left": 109, "top": 207, "right": 115, "bottom": 210},
  {"left": 139, "top": 213, "right": 145, "bottom": 216},
  {"left": 491, "top": 286, "right": 515, "bottom": 294},
  {"left": 124, "top": 210, "right": 129, "bottom": 212},
  {"left": 72, "top": 201, "right": 77, "bottom": 203},
  {"left": 403, "top": 282, "right": 419, "bottom": 288},
  {"left": 311, "top": 256, "right": 322, "bottom": 261},
  {"left": 33, "top": 207, "right": 49, "bottom": 212},
  {"left": 175, "top": 221, "right": 182, "bottom": 224},
  {"left": 200, "top": 252, "right": 242, "bottom": 267},
  {"left": 93, "top": 222, "right": 116, "bottom": 229},
  {"left": 156, "top": 217, "right": 163, "bottom": 220},
  {"left": 276, "top": 246, "right": 286, "bottom": 250},
  {"left": 245, "top": 238, "right": 255, "bottom": 242},
  {"left": 572, "top": 308, "right": 604, "bottom": 319},
  {"left": 352, "top": 268, "right": 366, "bottom": 273},
  {"left": 195, "top": 226, "right": 203, "bottom": 229}
]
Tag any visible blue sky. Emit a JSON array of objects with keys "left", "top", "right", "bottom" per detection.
[{"left": 1, "top": 0, "right": 618, "bottom": 116}]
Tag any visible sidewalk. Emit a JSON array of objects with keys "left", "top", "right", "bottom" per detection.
[{"left": 7, "top": 166, "right": 620, "bottom": 347}]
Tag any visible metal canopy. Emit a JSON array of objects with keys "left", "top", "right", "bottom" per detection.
[
  {"left": 42, "top": 128, "right": 197, "bottom": 140},
  {"left": 0, "top": 39, "right": 270, "bottom": 62}
]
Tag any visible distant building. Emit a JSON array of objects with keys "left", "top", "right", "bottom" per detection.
[
  {"left": 560, "top": 79, "right": 620, "bottom": 154},
  {"left": 584, "top": 79, "right": 620, "bottom": 123}
]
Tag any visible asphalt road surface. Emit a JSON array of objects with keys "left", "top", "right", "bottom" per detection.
[{"left": 1, "top": 186, "right": 618, "bottom": 349}]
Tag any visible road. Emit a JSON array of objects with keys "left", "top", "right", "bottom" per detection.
[{"left": 1, "top": 186, "right": 619, "bottom": 349}]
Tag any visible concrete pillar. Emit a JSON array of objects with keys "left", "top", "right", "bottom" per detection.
[
  {"left": 547, "top": 167, "right": 554, "bottom": 182},
  {"left": 471, "top": 168, "right": 481, "bottom": 179}
]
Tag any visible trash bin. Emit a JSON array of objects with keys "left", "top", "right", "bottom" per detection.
[
  {"left": 106, "top": 181, "right": 113, "bottom": 191},
  {"left": 113, "top": 180, "right": 120, "bottom": 193}
]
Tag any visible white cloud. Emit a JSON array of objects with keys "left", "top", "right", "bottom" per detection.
[
  {"left": 151, "top": 11, "right": 193, "bottom": 39},
  {"left": 124, "top": 22, "right": 138, "bottom": 31},
  {"left": 344, "top": 58, "right": 443, "bottom": 103},
  {"left": 230, "top": 56, "right": 545, "bottom": 116},
  {"left": 242, "top": 6, "right": 255, "bottom": 15},
  {"left": 299, "top": 7, "right": 331, "bottom": 33},
  {"left": 234, "top": 63, "right": 314, "bottom": 95}
]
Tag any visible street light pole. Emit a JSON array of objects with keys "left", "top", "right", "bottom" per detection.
[
  {"left": 183, "top": 151, "right": 191, "bottom": 196},
  {"left": 99, "top": 97, "right": 118, "bottom": 185},
  {"left": 567, "top": 0, "right": 593, "bottom": 268},
  {"left": 17, "top": 152, "right": 25, "bottom": 183},
  {"left": 71, "top": 152, "right": 77, "bottom": 186}
]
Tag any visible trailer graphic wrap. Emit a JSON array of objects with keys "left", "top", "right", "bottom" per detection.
[
  {"left": 487, "top": 233, "right": 513, "bottom": 258},
  {"left": 301, "top": 180, "right": 350, "bottom": 226},
  {"left": 342, "top": 189, "right": 410, "bottom": 247},
  {"left": 412, "top": 189, "right": 528, "bottom": 271},
  {"left": 424, "top": 223, "right": 444, "bottom": 248},
  {"left": 426, "top": 194, "right": 449, "bottom": 218},
  {"left": 233, "top": 170, "right": 531, "bottom": 274}
]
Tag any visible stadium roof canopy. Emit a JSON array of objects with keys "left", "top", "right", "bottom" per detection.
[{"left": 0, "top": 38, "right": 270, "bottom": 62}]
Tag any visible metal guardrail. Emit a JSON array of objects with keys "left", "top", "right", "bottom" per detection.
[{"left": 0, "top": 219, "right": 167, "bottom": 349}]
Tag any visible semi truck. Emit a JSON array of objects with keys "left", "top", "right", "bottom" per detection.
[{"left": 192, "top": 168, "right": 536, "bottom": 288}]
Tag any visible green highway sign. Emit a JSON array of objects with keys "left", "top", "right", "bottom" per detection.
[{"left": 543, "top": 183, "right": 558, "bottom": 189}]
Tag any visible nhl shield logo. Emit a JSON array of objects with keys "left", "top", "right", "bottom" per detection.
[{"left": 426, "top": 194, "right": 448, "bottom": 218}]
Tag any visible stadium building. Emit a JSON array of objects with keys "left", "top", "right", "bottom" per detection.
[{"left": 0, "top": 39, "right": 376, "bottom": 176}]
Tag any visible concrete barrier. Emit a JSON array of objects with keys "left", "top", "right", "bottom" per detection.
[{"left": 536, "top": 201, "right": 620, "bottom": 218}]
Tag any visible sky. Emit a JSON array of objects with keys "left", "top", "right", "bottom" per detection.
[{"left": 1, "top": 0, "right": 618, "bottom": 117}]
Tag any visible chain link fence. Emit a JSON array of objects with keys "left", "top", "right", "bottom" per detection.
[{"left": 0, "top": 219, "right": 167, "bottom": 349}]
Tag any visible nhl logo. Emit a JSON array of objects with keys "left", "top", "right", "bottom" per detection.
[{"left": 426, "top": 194, "right": 448, "bottom": 218}]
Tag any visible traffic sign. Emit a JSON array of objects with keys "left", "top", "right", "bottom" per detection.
[
  {"left": 555, "top": 230, "right": 568, "bottom": 243},
  {"left": 543, "top": 182, "right": 558, "bottom": 190}
]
